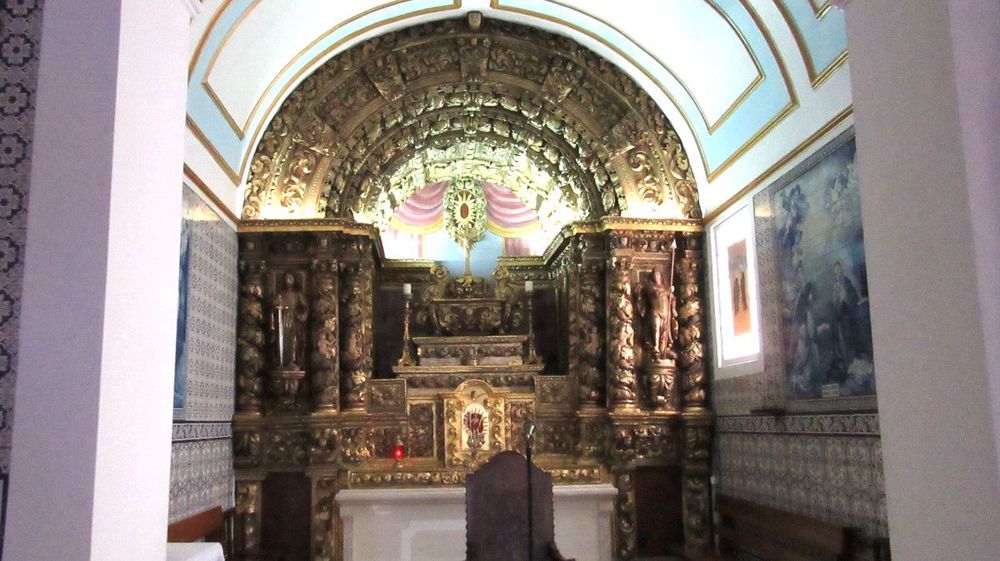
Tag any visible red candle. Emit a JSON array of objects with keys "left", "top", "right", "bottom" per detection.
[{"left": 393, "top": 444, "right": 405, "bottom": 461}]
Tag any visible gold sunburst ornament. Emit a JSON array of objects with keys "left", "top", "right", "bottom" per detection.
[{"left": 444, "top": 177, "right": 487, "bottom": 274}]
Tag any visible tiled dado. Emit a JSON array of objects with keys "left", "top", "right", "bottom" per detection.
[
  {"left": 716, "top": 430, "right": 888, "bottom": 539},
  {"left": 169, "top": 434, "right": 234, "bottom": 523},
  {"left": 0, "top": 0, "right": 44, "bottom": 472}
]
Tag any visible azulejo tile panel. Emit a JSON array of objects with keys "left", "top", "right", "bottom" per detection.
[
  {"left": 0, "top": 0, "right": 44, "bottom": 474},
  {"left": 176, "top": 185, "right": 238, "bottom": 421}
]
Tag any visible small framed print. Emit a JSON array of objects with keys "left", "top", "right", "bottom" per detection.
[{"left": 710, "top": 204, "right": 762, "bottom": 370}]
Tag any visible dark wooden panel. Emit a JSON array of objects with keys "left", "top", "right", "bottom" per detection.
[
  {"left": 635, "top": 465, "right": 684, "bottom": 556},
  {"left": 261, "top": 472, "right": 311, "bottom": 561},
  {"left": 374, "top": 287, "right": 405, "bottom": 378}
]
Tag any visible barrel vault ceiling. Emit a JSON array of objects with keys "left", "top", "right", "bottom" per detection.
[{"left": 185, "top": 0, "right": 851, "bottom": 220}]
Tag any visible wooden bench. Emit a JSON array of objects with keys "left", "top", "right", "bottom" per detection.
[
  {"left": 713, "top": 495, "right": 856, "bottom": 561},
  {"left": 167, "top": 507, "right": 233, "bottom": 559}
]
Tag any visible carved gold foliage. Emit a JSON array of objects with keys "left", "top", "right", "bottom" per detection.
[
  {"left": 611, "top": 423, "right": 677, "bottom": 466},
  {"left": 340, "top": 426, "right": 375, "bottom": 463},
  {"left": 537, "top": 420, "right": 575, "bottom": 455},
  {"left": 243, "top": 18, "right": 702, "bottom": 225},
  {"left": 234, "top": 429, "right": 262, "bottom": 467},
  {"left": 263, "top": 429, "right": 308, "bottom": 466},
  {"left": 577, "top": 418, "right": 608, "bottom": 459},
  {"left": 369, "top": 379, "right": 406, "bottom": 414},
  {"left": 309, "top": 427, "right": 340, "bottom": 465},
  {"left": 237, "top": 260, "right": 266, "bottom": 414},
  {"left": 506, "top": 399, "right": 534, "bottom": 456},
  {"left": 408, "top": 403, "right": 436, "bottom": 458}
]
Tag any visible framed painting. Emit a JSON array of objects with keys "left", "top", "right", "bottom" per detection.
[
  {"left": 754, "top": 128, "right": 876, "bottom": 411},
  {"left": 710, "top": 204, "right": 762, "bottom": 372}
]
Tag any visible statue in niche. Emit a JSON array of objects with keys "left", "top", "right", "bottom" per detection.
[
  {"left": 271, "top": 271, "right": 308, "bottom": 371},
  {"left": 637, "top": 267, "right": 677, "bottom": 363}
]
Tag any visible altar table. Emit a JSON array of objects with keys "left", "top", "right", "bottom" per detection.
[
  {"left": 336, "top": 484, "right": 616, "bottom": 561},
  {"left": 165, "top": 542, "right": 225, "bottom": 561}
]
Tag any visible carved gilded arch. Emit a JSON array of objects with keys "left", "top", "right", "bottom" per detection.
[{"left": 243, "top": 17, "right": 702, "bottom": 223}]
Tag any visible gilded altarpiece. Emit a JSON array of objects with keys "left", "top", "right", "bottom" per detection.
[{"left": 232, "top": 219, "right": 710, "bottom": 561}]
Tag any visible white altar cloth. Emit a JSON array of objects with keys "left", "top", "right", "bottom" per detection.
[
  {"left": 336, "top": 483, "right": 616, "bottom": 561},
  {"left": 166, "top": 542, "right": 225, "bottom": 561}
]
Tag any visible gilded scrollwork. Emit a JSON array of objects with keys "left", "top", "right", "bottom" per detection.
[
  {"left": 311, "top": 259, "right": 339, "bottom": 412},
  {"left": 237, "top": 260, "right": 267, "bottom": 414},
  {"left": 243, "top": 18, "right": 701, "bottom": 225},
  {"left": 607, "top": 257, "right": 638, "bottom": 408}
]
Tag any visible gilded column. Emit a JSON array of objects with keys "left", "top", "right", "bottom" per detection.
[
  {"left": 236, "top": 260, "right": 267, "bottom": 415},
  {"left": 613, "top": 470, "right": 637, "bottom": 561},
  {"left": 676, "top": 232, "right": 713, "bottom": 553},
  {"left": 340, "top": 255, "right": 373, "bottom": 410},
  {"left": 571, "top": 240, "right": 607, "bottom": 405},
  {"left": 234, "top": 478, "right": 263, "bottom": 556},
  {"left": 606, "top": 255, "right": 638, "bottom": 410},
  {"left": 312, "top": 259, "right": 339, "bottom": 413},
  {"left": 311, "top": 474, "right": 341, "bottom": 561},
  {"left": 676, "top": 233, "right": 707, "bottom": 410}
]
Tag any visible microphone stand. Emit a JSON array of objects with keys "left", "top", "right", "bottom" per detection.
[{"left": 525, "top": 421, "right": 535, "bottom": 561}]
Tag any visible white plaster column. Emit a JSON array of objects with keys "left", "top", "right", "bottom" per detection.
[
  {"left": 4, "top": 1, "right": 191, "bottom": 560},
  {"left": 841, "top": 1, "right": 1000, "bottom": 559}
]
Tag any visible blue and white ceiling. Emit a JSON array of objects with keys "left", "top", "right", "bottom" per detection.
[{"left": 185, "top": 0, "right": 851, "bottom": 219}]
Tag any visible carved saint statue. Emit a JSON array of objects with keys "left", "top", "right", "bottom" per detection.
[
  {"left": 271, "top": 272, "right": 308, "bottom": 370},
  {"left": 637, "top": 267, "right": 677, "bottom": 362}
]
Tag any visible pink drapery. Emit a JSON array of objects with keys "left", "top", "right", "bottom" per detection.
[
  {"left": 481, "top": 181, "right": 539, "bottom": 236},
  {"left": 390, "top": 180, "right": 540, "bottom": 237},
  {"left": 390, "top": 181, "right": 446, "bottom": 233}
]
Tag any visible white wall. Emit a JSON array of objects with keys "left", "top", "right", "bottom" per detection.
[
  {"left": 845, "top": 1, "right": 1000, "bottom": 559},
  {"left": 5, "top": 1, "right": 191, "bottom": 560},
  {"left": 947, "top": 0, "right": 1000, "bottom": 475}
]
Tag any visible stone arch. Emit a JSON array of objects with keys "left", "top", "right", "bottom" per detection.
[{"left": 243, "top": 17, "right": 702, "bottom": 224}]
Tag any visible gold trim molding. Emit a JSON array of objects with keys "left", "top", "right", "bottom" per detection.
[{"left": 703, "top": 105, "right": 853, "bottom": 223}]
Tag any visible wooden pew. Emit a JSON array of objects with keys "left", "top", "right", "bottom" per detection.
[
  {"left": 713, "top": 495, "right": 856, "bottom": 561},
  {"left": 168, "top": 506, "right": 228, "bottom": 543}
]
